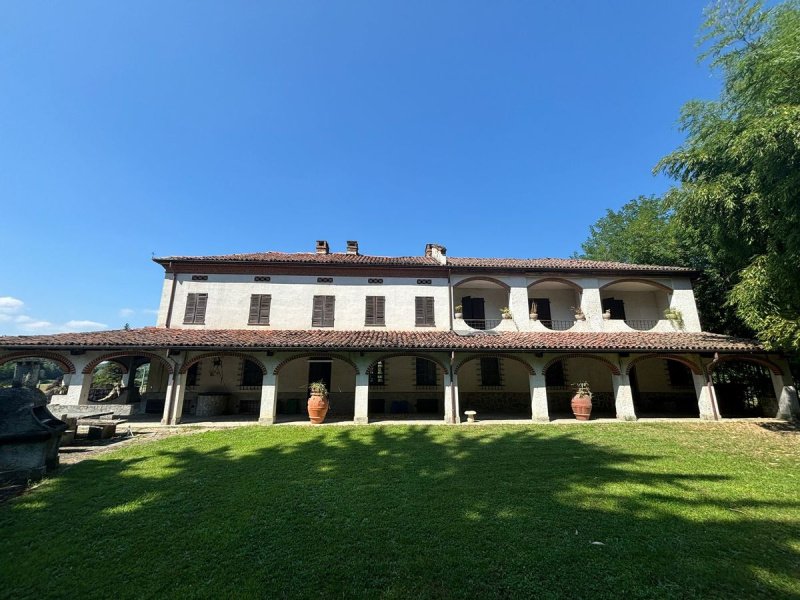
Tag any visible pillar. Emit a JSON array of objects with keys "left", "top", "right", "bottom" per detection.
[
  {"left": 612, "top": 373, "right": 637, "bottom": 421},
  {"left": 161, "top": 372, "right": 176, "bottom": 425},
  {"left": 62, "top": 371, "right": 92, "bottom": 406},
  {"left": 771, "top": 373, "right": 800, "bottom": 420},
  {"left": 693, "top": 373, "right": 719, "bottom": 420},
  {"left": 170, "top": 374, "right": 186, "bottom": 424},
  {"left": 258, "top": 371, "right": 279, "bottom": 425},
  {"left": 444, "top": 372, "right": 460, "bottom": 424},
  {"left": 353, "top": 372, "right": 369, "bottom": 424},
  {"left": 530, "top": 373, "right": 549, "bottom": 422},
  {"left": 580, "top": 281, "right": 604, "bottom": 329}
]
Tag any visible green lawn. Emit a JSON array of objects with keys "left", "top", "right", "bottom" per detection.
[{"left": 2, "top": 423, "right": 799, "bottom": 599}]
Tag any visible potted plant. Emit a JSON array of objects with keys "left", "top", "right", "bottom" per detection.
[
  {"left": 573, "top": 307, "right": 586, "bottom": 321},
  {"left": 570, "top": 381, "right": 592, "bottom": 421},
  {"left": 307, "top": 380, "right": 330, "bottom": 424},
  {"left": 602, "top": 309, "right": 611, "bottom": 320},
  {"left": 501, "top": 307, "right": 513, "bottom": 320},
  {"left": 454, "top": 304, "right": 463, "bottom": 319}
]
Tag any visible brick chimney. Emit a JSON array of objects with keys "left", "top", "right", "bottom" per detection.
[
  {"left": 346, "top": 240, "right": 359, "bottom": 255},
  {"left": 315, "top": 240, "right": 329, "bottom": 255},
  {"left": 424, "top": 243, "right": 447, "bottom": 265}
]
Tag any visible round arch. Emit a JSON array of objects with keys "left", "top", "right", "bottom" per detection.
[
  {"left": 179, "top": 351, "right": 266, "bottom": 375},
  {"left": 542, "top": 354, "right": 621, "bottom": 376},
  {"left": 626, "top": 354, "right": 702, "bottom": 376},
  {"left": 599, "top": 278, "right": 672, "bottom": 293},
  {"left": 83, "top": 351, "right": 174, "bottom": 375},
  {"left": 0, "top": 351, "right": 76, "bottom": 375},
  {"left": 707, "top": 355, "right": 783, "bottom": 377},
  {"left": 367, "top": 353, "right": 446, "bottom": 374},
  {"left": 274, "top": 353, "right": 359, "bottom": 376},
  {"left": 454, "top": 353, "right": 534, "bottom": 375},
  {"left": 453, "top": 276, "right": 511, "bottom": 291},
  {"left": 527, "top": 277, "right": 583, "bottom": 292}
]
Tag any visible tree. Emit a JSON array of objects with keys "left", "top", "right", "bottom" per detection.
[
  {"left": 656, "top": 0, "right": 800, "bottom": 352},
  {"left": 577, "top": 195, "right": 751, "bottom": 336}
]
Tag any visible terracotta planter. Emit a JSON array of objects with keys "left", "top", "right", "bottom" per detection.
[
  {"left": 571, "top": 394, "right": 592, "bottom": 421},
  {"left": 307, "top": 392, "right": 329, "bottom": 424}
]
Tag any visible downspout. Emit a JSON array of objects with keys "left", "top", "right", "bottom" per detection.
[
  {"left": 165, "top": 264, "right": 177, "bottom": 329},
  {"left": 706, "top": 352, "right": 721, "bottom": 420},
  {"left": 450, "top": 350, "right": 457, "bottom": 425},
  {"left": 165, "top": 352, "right": 185, "bottom": 425}
]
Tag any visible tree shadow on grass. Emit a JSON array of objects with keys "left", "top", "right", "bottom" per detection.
[{"left": 1, "top": 425, "right": 799, "bottom": 599}]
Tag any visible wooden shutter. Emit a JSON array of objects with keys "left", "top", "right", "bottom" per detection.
[
  {"left": 415, "top": 297, "right": 434, "bottom": 326},
  {"left": 194, "top": 294, "right": 208, "bottom": 324},
  {"left": 312, "top": 296, "right": 324, "bottom": 326},
  {"left": 366, "top": 296, "right": 385, "bottom": 325},
  {"left": 183, "top": 294, "right": 197, "bottom": 324},
  {"left": 249, "top": 295, "right": 271, "bottom": 325},
  {"left": 313, "top": 296, "right": 335, "bottom": 327}
]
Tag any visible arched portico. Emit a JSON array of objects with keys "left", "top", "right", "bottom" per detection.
[
  {"left": 365, "top": 353, "right": 448, "bottom": 422},
  {"left": 627, "top": 355, "right": 701, "bottom": 418},
  {"left": 543, "top": 354, "right": 619, "bottom": 419},
  {"left": 274, "top": 354, "right": 358, "bottom": 423},
  {"left": 453, "top": 277, "right": 511, "bottom": 331}
]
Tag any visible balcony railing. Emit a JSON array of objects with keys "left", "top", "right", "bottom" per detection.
[
  {"left": 540, "top": 319, "right": 576, "bottom": 331},
  {"left": 624, "top": 319, "right": 658, "bottom": 331},
  {"left": 464, "top": 318, "right": 502, "bottom": 330}
]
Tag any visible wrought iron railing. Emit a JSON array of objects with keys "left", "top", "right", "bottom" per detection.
[
  {"left": 540, "top": 319, "right": 576, "bottom": 331},
  {"left": 464, "top": 318, "right": 503, "bottom": 330},
  {"left": 624, "top": 319, "right": 658, "bottom": 331}
]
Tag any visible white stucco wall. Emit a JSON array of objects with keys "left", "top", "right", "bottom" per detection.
[
  {"left": 153, "top": 270, "right": 703, "bottom": 333},
  {"left": 161, "top": 274, "right": 451, "bottom": 331}
]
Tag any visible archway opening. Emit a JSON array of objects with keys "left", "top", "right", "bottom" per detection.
[
  {"left": 458, "top": 356, "right": 531, "bottom": 421},
  {"left": 600, "top": 280, "right": 671, "bottom": 331},
  {"left": 0, "top": 357, "right": 66, "bottom": 401},
  {"left": 179, "top": 355, "right": 263, "bottom": 422},
  {"left": 367, "top": 356, "right": 445, "bottom": 422},
  {"left": 454, "top": 278, "right": 510, "bottom": 331},
  {"left": 712, "top": 361, "right": 776, "bottom": 418},
  {"left": 630, "top": 358, "right": 699, "bottom": 418},
  {"left": 545, "top": 357, "right": 615, "bottom": 419},
  {"left": 527, "top": 279, "right": 582, "bottom": 330},
  {"left": 275, "top": 356, "right": 357, "bottom": 423}
]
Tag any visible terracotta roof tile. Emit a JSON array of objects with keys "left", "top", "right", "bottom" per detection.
[
  {"left": 153, "top": 252, "right": 694, "bottom": 273},
  {"left": 0, "top": 327, "right": 762, "bottom": 353}
]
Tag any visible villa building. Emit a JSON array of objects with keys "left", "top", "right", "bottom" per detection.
[{"left": 1, "top": 241, "right": 797, "bottom": 424}]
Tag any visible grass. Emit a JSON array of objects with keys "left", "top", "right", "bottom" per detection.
[{"left": 1, "top": 423, "right": 799, "bottom": 599}]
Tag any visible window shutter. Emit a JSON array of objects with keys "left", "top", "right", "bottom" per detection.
[
  {"left": 323, "top": 296, "right": 335, "bottom": 326},
  {"left": 258, "top": 295, "right": 271, "bottom": 324},
  {"left": 312, "top": 296, "right": 324, "bottom": 326},
  {"left": 376, "top": 296, "right": 385, "bottom": 325},
  {"left": 365, "top": 296, "right": 375, "bottom": 325},
  {"left": 183, "top": 294, "right": 197, "bottom": 324},
  {"left": 366, "top": 296, "right": 385, "bottom": 325},
  {"left": 248, "top": 295, "right": 260, "bottom": 324},
  {"left": 415, "top": 297, "right": 434, "bottom": 326},
  {"left": 194, "top": 294, "right": 208, "bottom": 324}
]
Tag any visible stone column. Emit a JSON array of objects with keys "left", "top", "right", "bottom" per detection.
[
  {"left": 771, "top": 373, "right": 800, "bottom": 420},
  {"left": 62, "top": 371, "right": 93, "bottom": 406},
  {"left": 258, "top": 371, "right": 279, "bottom": 425},
  {"left": 354, "top": 372, "right": 369, "bottom": 424},
  {"left": 580, "top": 279, "right": 604, "bottom": 330},
  {"left": 612, "top": 372, "right": 637, "bottom": 421},
  {"left": 161, "top": 372, "right": 176, "bottom": 425},
  {"left": 530, "top": 372, "right": 549, "bottom": 422},
  {"left": 444, "top": 372, "right": 460, "bottom": 424},
  {"left": 693, "top": 373, "right": 719, "bottom": 420},
  {"left": 169, "top": 373, "right": 186, "bottom": 425}
]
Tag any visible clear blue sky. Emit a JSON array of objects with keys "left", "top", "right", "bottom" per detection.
[{"left": 1, "top": 1, "right": 722, "bottom": 335}]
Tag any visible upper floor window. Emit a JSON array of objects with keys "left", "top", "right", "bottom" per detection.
[
  {"left": 312, "top": 295, "right": 335, "bottom": 327},
  {"left": 183, "top": 293, "right": 208, "bottom": 325},
  {"left": 365, "top": 296, "right": 386, "bottom": 326},
  {"left": 415, "top": 297, "right": 435, "bottom": 327},
  {"left": 248, "top": 294, "right": 271, "bottom": 325}
]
